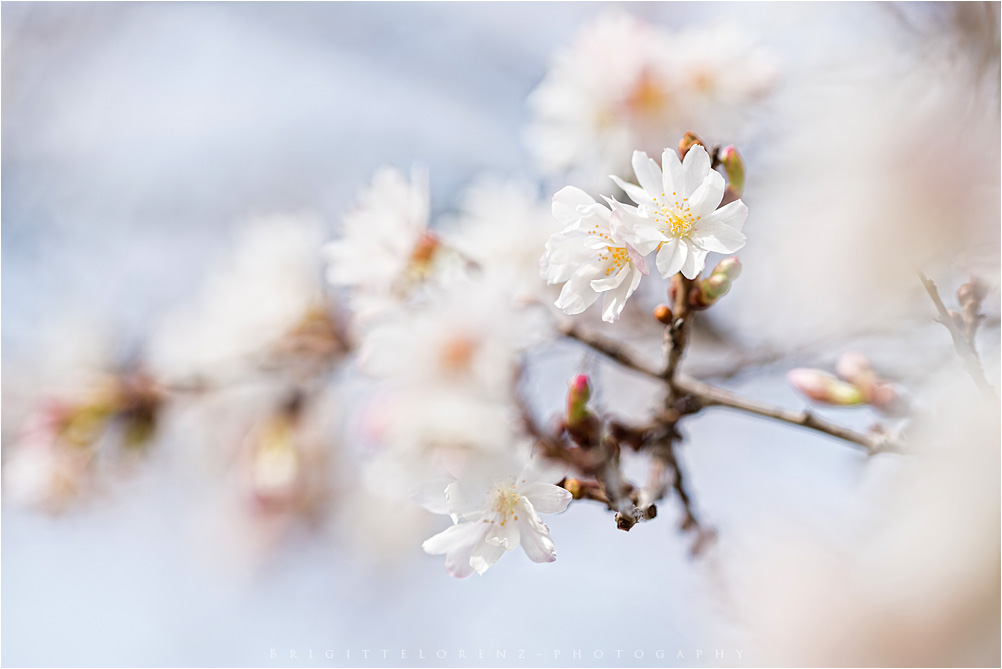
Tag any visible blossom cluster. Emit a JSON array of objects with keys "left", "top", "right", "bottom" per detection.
[{"left": 542, "top": 143, "right": 748, "bottom": 322}]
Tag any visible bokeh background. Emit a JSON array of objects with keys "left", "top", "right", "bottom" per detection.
[{"left": 2, "top": 3, "right": 999, "bottom": 667}]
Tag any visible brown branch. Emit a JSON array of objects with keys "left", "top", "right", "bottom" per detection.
[
  {"left": 559, "top": 323, "right": 661, "bottom": 379},
  {"left": 559, "top": 320, "right": 897, "bottom": 454},
  {"left": 675, "top": 375, "right": 898, "bottom": 454},
  {"left": 918, "top": 270, "right": 997, "bottom": 399}
]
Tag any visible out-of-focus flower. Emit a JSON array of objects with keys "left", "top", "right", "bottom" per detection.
[
  {"left": 525, "top": 12, "right": 777, "bottom": 189},
  {"left": 149, "top": 213, "right": 334, "bottom": 381},
  {"left": 323, "top": 167, "right": 438, "bottom": 322},
  {"left": 612, "top": 145, "right": 748, "bottom": 279},
  {"left": 542, "top": 186, "right": 657, "bottom": 322},
  {"left": 3, "top": 404, "right": 94, "bottom": 513},
  {"left": 441, "top": 176, "right": 562, "bottom": 305},
  {"left": 359, "top": 277, "right": 536, "bottom": 398},
  {"left": 416, "top": 450, "right": 572, "bottom": 577},
  {"left": 4, "top": 370, "right": 164, "bottom": 513},
  {"left": 742, "top": 371, "right": 1000, "bottom": 665}
]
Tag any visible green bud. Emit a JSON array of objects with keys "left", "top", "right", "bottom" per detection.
[{"left": 719, "top": 146, "right": 745, "bottom": 197}]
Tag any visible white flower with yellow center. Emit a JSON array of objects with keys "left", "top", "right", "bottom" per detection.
[
  {"left": 541, "top": 186, "right": 662, "bottom": 323},
  {"left": 611, "top": 144, "right": 748, "bottom": 279},
  {"left": 415, "top": 451, "right": 572, "bottom": 578}
]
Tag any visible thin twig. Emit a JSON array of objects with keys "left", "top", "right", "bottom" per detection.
[
  {"left": 560, "top": 322, "right": 892, "bottom": 453},
  {"left": 675, "top": 375, "right": 897, "bottom": 454},
  {"left": 559, "top": 323, "right": 661, "bottom": 379},
  {"left": 917, "top": 270, "right": 997, "bottom": 398}
]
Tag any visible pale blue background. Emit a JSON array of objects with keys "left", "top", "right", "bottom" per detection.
[{"left": 1, "top": 3, "right": 989, "bottom": 668}]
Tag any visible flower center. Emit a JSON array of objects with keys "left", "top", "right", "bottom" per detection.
[
  {"left": 588, "top": 225, "right": 632, "bottom": 276},
  {"left": 490, "top": 484, "right": 521, "bottom": 526},
  {"left": 597, "top": 246, "right": 630, "bottom": 276},
  {"left": 652, "top": 192, "right": 699, "bottom": 238},
  {"left": 439, "top": 334, "right": 478, "bottom": 375}
]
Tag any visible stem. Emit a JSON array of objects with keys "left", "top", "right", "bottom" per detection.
[
  {"left": 560, "top": 320, "right": 895, "bottom": 454},
  {"left": 917, "top": 270, "right": 997, "bottom": 399},
  {"left": 675, "top": 375, "right": 895, "bottom": 453},
  {"left": 559, "top": 323, "right": 660, "bottom": 379}
]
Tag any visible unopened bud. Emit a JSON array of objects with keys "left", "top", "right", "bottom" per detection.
[
  {"left": 566, "top": 375, "right": 592, "bottom": 427},
  {"left": 957, "top": 278, "right": 987, "bottom": 307},
  {"left": 691, "top": 257, "right": 742, "bottom": 308},
  {"left": 787, "top": 368, "right": 865, "bottom": 406},
  {"left": 834, "top": 351, "right": 880, "bottom": 402},
  {"left": 713, "top": 256, "right": 742, "bottom": 281},
  {"left": 719, "top": 146, "right": 745, "bottom": 196},
  {"left": 870, "top": 383, "right": 909, "bottom": 416},
  {"left": 678, "top": 132, "right": 705, "bottom": 159},
  {"left": 563, "top": 478, "right": 583, "bottom": 499},
  {"left": 654, "top": 304, "right": 674, "bottom": 324}
]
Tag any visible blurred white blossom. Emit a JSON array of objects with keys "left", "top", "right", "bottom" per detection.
[
  {"left": 323, "top": 166, "right": 438, "bottom": 323},
  {"left": 442, "top": 176, "right": 561, "bottom": 305},
  {"left": 149, "top": 213, "right": 330, "bottom": 381},
  {"left": 526, "top": 12, "right": 777, "bottom": 189}
]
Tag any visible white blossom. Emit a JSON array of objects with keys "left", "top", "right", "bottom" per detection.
[
  {"left": 525, "top": 12, "right": 777, "bottom": 189},
  {"left": 415, "top": 450, "right": 572, "bottom": 577},
  {"left": 359, "top": 275, "right": 537, "bottom": 398},
  {"left": 612, "top": 144, "right": 748, "bottom": 279},
  {"left": 149, "top": 213, "right": 327, "bottom": 381},
  {"left": 323, "top": 166, "right": 436, "bottom": 322},
  {"left": 541, "top": 186, "right": 659, "bottom": 323},
  {"left": 441, "top": 176, "right": 562, "bottom": 305}
]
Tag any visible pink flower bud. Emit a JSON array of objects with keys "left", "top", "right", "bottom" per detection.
[
  {"left": 835, "top": 351, "right": 876, "bottom": 387},
  {"left": 787, "top": 369, "right": 865, "bottom": 406},
  {"left": 678, "top": 132, "right": 705, "bottom": 159},
  {"left": 566, "top": 375, "right": 592, "bottom": 427}
]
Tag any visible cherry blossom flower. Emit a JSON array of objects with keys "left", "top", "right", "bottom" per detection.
[
  {"left": 149, "top": 214, "right": 329, "bottom": 381},
  {"left": 441, "top": 176, "right": 562, "bottom": 305},
  {"left": 612, "top": 145, "right": 748, "bottom": 279},
  {"left": 415, "top": 451, "right": 572, "bottom": 577},
  {"left": 541, "top": 186, "right": 661, "bottom": 323},
  {"left": 359, "top": 276, "right": 537, "bottom": 398},
  {"left": 323, "top": 166, "right": 437, "bottom": 322},
  {"left": 526, "top": 12, "right": 777, "bottom": 190}
]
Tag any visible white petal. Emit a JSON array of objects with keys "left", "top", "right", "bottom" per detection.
[
  {"left": 516, "top": 501, "right": 557, "bottom": 563},
  {"left": 631, "top": 150, "right": 664, "bottom": 196},
  {"left": 470, "top": 536, "right": 506, "bottom": 575},
  {"left": 682, "top": 145, "right": 711, "bottom": 197},
  {"left": 610, "top": 175, "right": 653, "bottom": 207},
  {"left": 521, "top": 483, "right": 572, "bottom": 514},
  {"left": 485, "top": 515, "right": 521, "bottom": 551},
  {"left": 520, "top": 455, "right": 568, "bottom": 486},
  {"left": 410, "top": 478, "right": 453, "bottom": 515},
  {"left": 600, "top": 270, "right": 641, "bottom": 323},
  {"left": 552, "top": 186, "right": 596, "bottom": 225},
  {"left": 687, "top": 170, "right": 725, "bottom": 217},
  {"left": 661, "top": 148, "right": 685, "bottom": 197},
  {"left": 656, "top": 238, "right": 687, "bottom": 278},
  {"left": 699, "top": 199, "right": 749, "bottom": 233},
  {"left": 680, "top": 242, "right": 708, "bottom": 280},
  {"left": 607, "top": 203, "right": 666, "bottom": 256},
  {"left": 554, "top": 269, "right": 601, "bottom": 315},
  {"left": 590, "top": 263, "right": 630, "bottom": 293},
  {"left": 422, "top": 520, "right": 481, "bottom": 556},
  {"left": 690, "top": 222, "right": 747, "bottom": 254}
]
